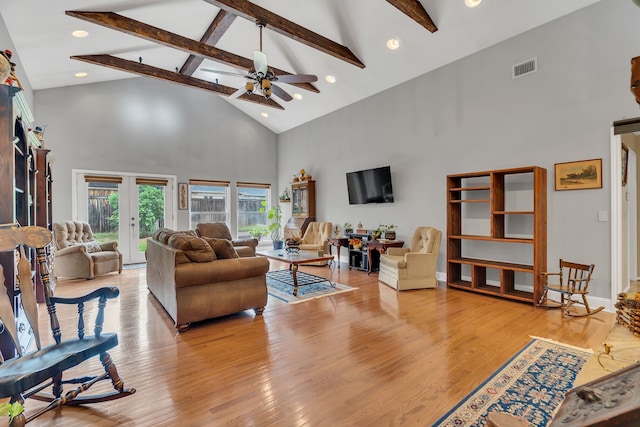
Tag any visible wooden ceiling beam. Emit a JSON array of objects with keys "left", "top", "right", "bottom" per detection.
[
  {"left": 65, "top": 11, "right": 318, "bottom": 93},
  {"left": 180, "top": 10, "right": 237, "bottom": 76},
  {"left": 203, "top": 0, "right": 365, "bottom": 69},
  {"left": 71, "top": 54, "right": 284, "bottom": 110},
  {"left": 386, "top": 0, "right": 438, "bottom": 33}
]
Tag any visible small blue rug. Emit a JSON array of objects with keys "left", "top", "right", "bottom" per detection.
[
  {"left": 266, "top": 276, "right": 356, "bottom": 304},
  {"left": 434, "top": 337, "right": 592, "bottom": 427}
]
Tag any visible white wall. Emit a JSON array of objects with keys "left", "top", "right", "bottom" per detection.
[
  {"left": 0, "top": 14, "right": 32, "bottom": 105},
  {"left": 34, "top": 77, "right": 278, "bottom": 231},
  {"left": 277, "top": 0, "right": 640, "bottom": 300}
]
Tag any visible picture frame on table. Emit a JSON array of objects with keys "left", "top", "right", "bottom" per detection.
[
  {"left": 554, "top": 158, "right": 603, "bottom": 191},
  {"left": 178, "top": 182, "right": 188, "bottom": 210}
]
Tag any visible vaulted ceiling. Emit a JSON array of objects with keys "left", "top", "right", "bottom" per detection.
[{"left": 0, "top": 0, "right": 600, "bottom": 133}]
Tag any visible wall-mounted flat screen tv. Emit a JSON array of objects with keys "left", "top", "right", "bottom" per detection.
[{"left": 346, "top": 166, "right": 394, "bottom": 205}]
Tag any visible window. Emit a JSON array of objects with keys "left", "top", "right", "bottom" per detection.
[
  {"left": 189, "top": 180, "right": 230, "bottom": 228},
  {"left": 237, "top": 182, "right": 270, "bottom": 238}
]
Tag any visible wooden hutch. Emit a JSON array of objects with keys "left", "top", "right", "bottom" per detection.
[
  {"left": 284, "top": 179, "right": 315, "bottom": 239},
  {"left": 0, "top": 85, "right": 53, "bottom": 357}
]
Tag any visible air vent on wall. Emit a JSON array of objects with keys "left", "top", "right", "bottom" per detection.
[{"left": 512, "top": 57, "right": 537, "bottom": 79}]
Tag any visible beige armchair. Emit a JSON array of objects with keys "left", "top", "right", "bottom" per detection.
[
  {"left": 52, "top": 221, "right": 123, "bottom": 279},
  {"left": 378, "top": 226, "right": 442, "bottom": 290},
  {"left": 299, "top": 222, "right": 332, "bottom": 266},
  {"left": 195, "top": 222, "right": 258, "bottom": 257}
]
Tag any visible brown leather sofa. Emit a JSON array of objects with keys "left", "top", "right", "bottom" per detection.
[
  {"left": 195, "top": 223, "right": 258, "bottom": 257},
  {"left": 52, "top": 221, "right": 122, "bottom": 279},
  {"left": 145, "top": 228, "right": 269, "bottom": 332}
]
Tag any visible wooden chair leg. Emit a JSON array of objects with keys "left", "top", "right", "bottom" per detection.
[{"left": 101, "top": 352, "right": 124, "bottom": 392}]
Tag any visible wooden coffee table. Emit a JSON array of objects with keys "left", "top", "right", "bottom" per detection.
[{"left": 256, "top": 249, "right": 335, "bottom": 296}]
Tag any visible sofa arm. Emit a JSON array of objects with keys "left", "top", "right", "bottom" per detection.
[
  {"left": 232, "top": 238, "right": 258, "bottom": 249},
  {"left": 405, "top": 252, "right": 438, "bottom": 277},
  {"left": 55, "top": 244, "right": 88, "bottom": 256},
  {"left": 99, "top": 241, "right": 119, "bottom": 251},
  {"left": 387, "top": 247, "right": 409, "bottom": 257}
]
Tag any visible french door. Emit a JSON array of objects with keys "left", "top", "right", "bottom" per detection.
[{"left": 74, "top": 171, "right": 176, "bottom": 264}]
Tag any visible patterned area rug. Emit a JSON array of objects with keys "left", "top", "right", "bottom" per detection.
[
  {"left": 266, "top": 276, "right": 356, "bottom": 304},
  {"left": 434, "top": 337, "right": 592, "bottom": 427}
]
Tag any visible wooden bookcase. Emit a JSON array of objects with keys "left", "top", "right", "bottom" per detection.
[
  {"left": 446, "top": 166, "right": 547, "bottom": 304},
  {"left": 284, "top": 179, "right": 316, "bottom": 239},
  {"left": 0, "top": 85, "right": 52, "bottom": 357}
]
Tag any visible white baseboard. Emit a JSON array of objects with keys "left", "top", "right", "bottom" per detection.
[{"left": 438, "top": 272, "right": 614, "bottom": 313}]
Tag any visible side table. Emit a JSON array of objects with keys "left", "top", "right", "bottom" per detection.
[
  {"left": 367, "top": 240, "right": 404, "bottom": 274},
  {"left": 328, "top": 237, "right": 349, "bottom": 269}
]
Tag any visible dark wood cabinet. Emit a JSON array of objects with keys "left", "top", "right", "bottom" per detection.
[
  {"left": 284, "top": 179, "right": 316, "bottom": 239},
  {"left": 446, "top": 166, "right": 547, "bottom": 304},
  {"left": 0, "top": 85, "right": 51, "bottom": 358},
  {"left": 347, "top": 232, "right": 371, "bottom": 271}
]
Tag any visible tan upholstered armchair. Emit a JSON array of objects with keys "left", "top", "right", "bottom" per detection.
[
  {"left": 378, "top": 226, "right": 442, "bottom": 290},
  {"left": 195, "top": 222, "right": 258, "bottom": 257},
  {"left": 299, "top": 222, "right": 332, "bottom": 266},
  {"left": 52, "top": 221, "right": 123, "bottom": 279}
]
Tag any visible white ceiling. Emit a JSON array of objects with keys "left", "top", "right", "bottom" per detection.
[{"left": 0, "top": 0, "right": 600, "bottom": 134}]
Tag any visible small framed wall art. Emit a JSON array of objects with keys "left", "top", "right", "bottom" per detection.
[
  {"left": 554, "top": 158, "right": 603, "bottom": 191},
  {"left": 178, "top": 183, "right": 188, "bottom": 210}
]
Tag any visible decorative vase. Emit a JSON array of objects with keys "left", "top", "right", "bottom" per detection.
[{"left": 273, "top": 240, "right": 284, "bottom": 250}]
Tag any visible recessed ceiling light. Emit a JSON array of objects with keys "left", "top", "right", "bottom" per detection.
[
  {"left": 72, "top": 30, "right": 89, "bottom": 38},
  {"left": 260, "top": 112, "right": 269, "bottom": 118},
  {"left": 386, "top": 39, "right": 400, "bottom": 50},
  {"left": 464, "top": 0, "right": 482, "bottom": 8},
  {"left": 292, "top": 93, "right": 303, "bottom": 100},
  {"left": 75, "top": 72, "right": 88, "bottom": 78},
  {"left": 325, "top": 75, "right": 336, "bottom": 84}
]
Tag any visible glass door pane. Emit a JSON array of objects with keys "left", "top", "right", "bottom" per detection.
[
  {"left": 136, "top": 183, "right": 166, "bottom": 257},
  {"left": 87, "top": 182, "right": 120, "bottom": 246}
]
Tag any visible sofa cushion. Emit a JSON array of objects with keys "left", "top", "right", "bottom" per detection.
[
  {"left": 168, "top": 234, "right": 216, "bottom": 263},
  {"left": 196, "top": 223, "right": 233, "bottom": 240},
  {"left": 82, "top": 241, "right": 102, "bottom": 253},
  {"left": 202, "top": 237, "right": 239, "bottom": 259},
  {"left": 155, "top": 228, "right": 197, "bottom": 244}
]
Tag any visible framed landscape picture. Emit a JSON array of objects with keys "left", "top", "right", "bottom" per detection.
[{"left": 554, "top": 158, "right": 602, "bottom": 191}]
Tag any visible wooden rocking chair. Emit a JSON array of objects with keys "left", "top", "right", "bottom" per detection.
[
  {"left": 538, "top": 259, "right": 604, "bottom": 317},
  {"left": 0, "top": 225, "right": 135, "bottom": 426}
]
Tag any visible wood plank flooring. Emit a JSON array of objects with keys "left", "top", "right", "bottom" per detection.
[{"left": 28, "top": 261, "right": 615, "bottom": 426}]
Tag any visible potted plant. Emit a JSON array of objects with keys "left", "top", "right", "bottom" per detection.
[
  {"left": 343, "top": 222, "right": 353, "bottom": 235},
  {"left": 380, "top": 224, "right": 397, "bottom": 240},
  {"left": 249, "top": 226, "right": 267, "bottom": 241},
  {"left": 0, "top": 402, "right": 23, "bottom": 426},
  {"left": 371, "top": 226, "right": 382, "bottom": 240},
  {"left": 260, "top": 201, "right": 284, "bottom": 249}
]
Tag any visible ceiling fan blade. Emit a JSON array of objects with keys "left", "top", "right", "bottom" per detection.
[
  {"left": 273, "top": 74, "right": 318, "bottom": 84},
  {"left": 229, "top": 85, "right": 249, "bottom": 99},
  {"left": 253, "top": 51, "right": 268, "bottom": 76},
  {"left": 200, "top": 68, "right": 247, "bottom": 78},
  {"left": 270, "top": 84, "right": 293, "bottom": 102}
]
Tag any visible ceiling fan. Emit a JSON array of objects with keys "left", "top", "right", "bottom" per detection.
[{"left": 201, "top": 22, "right": 318, "bottom": 102}]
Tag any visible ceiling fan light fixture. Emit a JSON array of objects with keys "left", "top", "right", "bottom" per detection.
[
  {"left": 386, "top": 39, "right": 400, "bottom": 50},
  {"left": 72, "top": 30, "right": 89, "bottom": 38},
  {"left": 465, "top": 0, "right": 482, "bottom": 7},
  {"left": 325, "top": 75, "right": 336, "bottom": 84},
  {"left": 245, "top": 82, "right": 254, "bottom": 93}
]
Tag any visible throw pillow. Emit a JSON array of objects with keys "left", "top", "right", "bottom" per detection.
[
  {"left": 83, "top": 241, "right": 102, "bottom": 253},
  {"left": 167, "top": 234, "right": 216, "bottom": 262},
  {"left": 202, "top": 237, "right": 239, "bottom": 259}
]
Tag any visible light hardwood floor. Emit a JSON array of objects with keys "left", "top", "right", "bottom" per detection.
[{"left": 28, "top": 261, "right": 615, "bottom": 426}]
